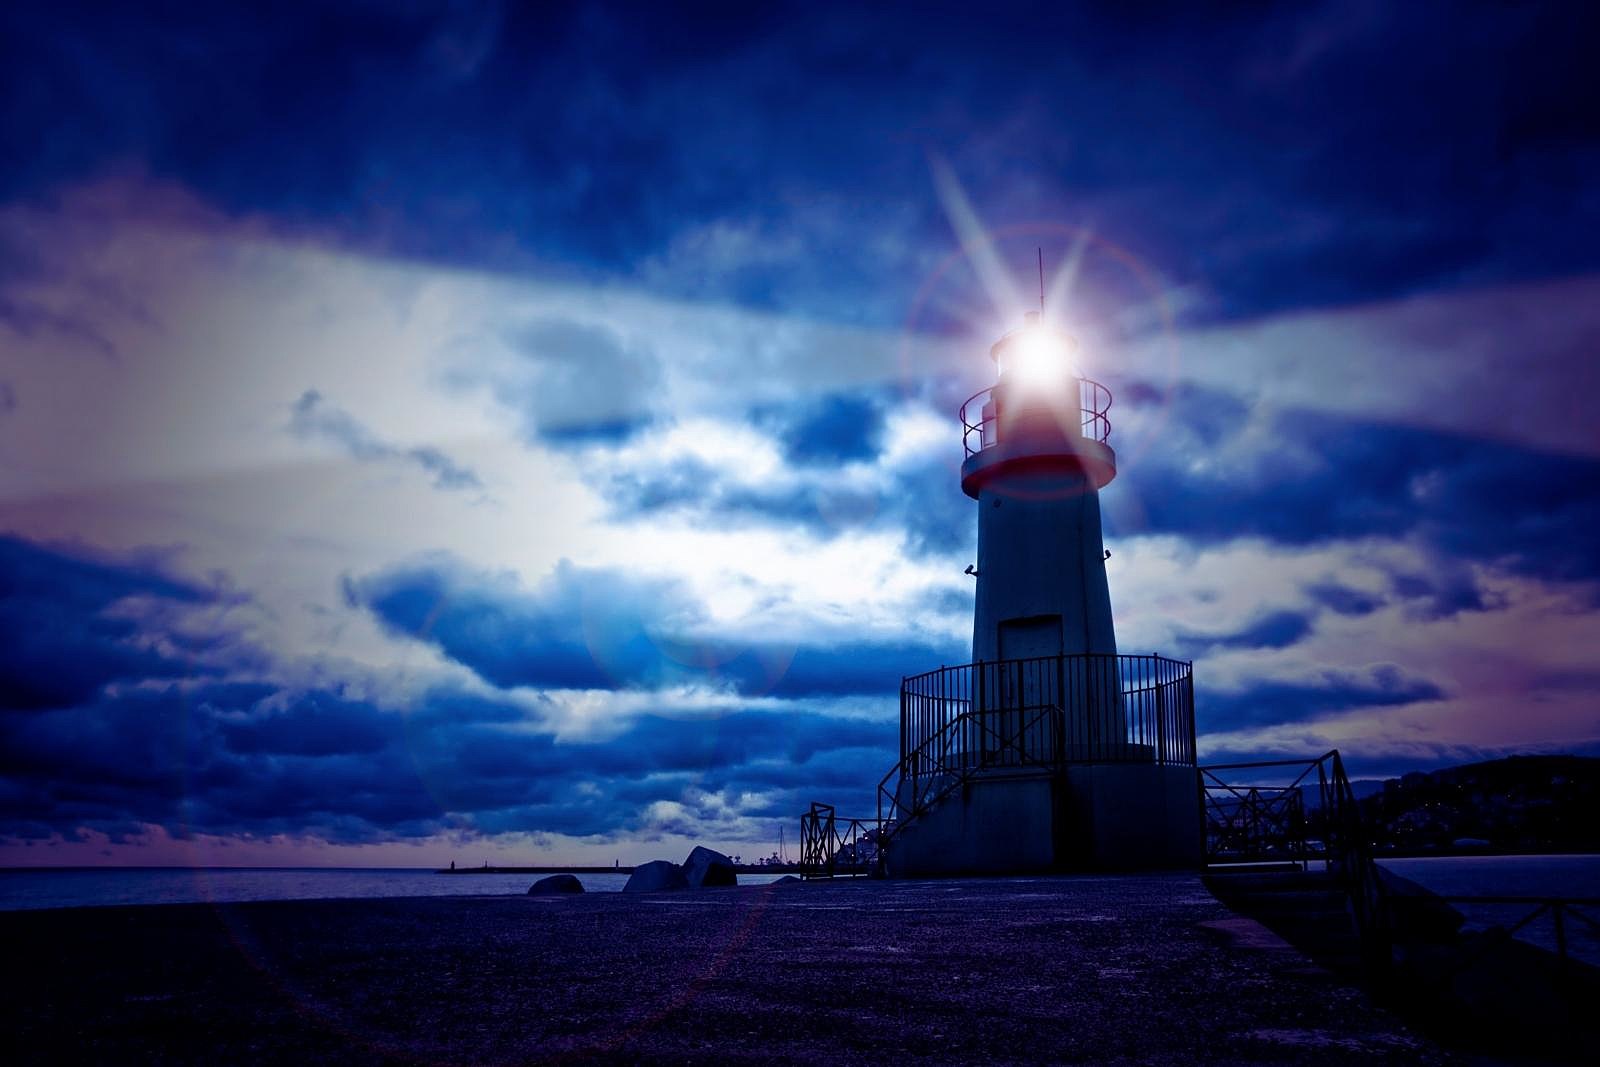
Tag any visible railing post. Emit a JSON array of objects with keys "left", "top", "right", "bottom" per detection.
[
  {"left": 1054, "top": 653, "right": 1065, "bottom": 769},
  {"left": 976, "top": 659, "right": 985, "bottom": 771},
  {"left": 1155, "top": 661, "right": 1167, "bottom": 765},
  {"left": 1185, "top": 671, "right": 1196, "bottom": 765},
  {"left": 899, "top": 679, "right": 907, "bottom": 774}
]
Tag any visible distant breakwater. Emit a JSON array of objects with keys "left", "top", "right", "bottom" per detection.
[{"left": 435, "top": 864, "right": 805, "bottom": 875}]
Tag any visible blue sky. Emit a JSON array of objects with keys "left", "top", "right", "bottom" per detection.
[{"left": 2, "top": 1, "right": 1597, "bottom": 866}]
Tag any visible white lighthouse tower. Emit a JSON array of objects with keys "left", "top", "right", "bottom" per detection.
[
  {"left": 966, "top": 312, "right": 1126, "bottom": 747},
  {"left": 880, "top": 312, "right": 1200, "bottom": 876}
]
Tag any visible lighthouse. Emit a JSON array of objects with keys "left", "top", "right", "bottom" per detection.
[
  {"left": 879, "top": 312, "right": 1201, "bottom": 876},
  {"left": 965, "top": 312, "right": 1126, "bottom": 748}
]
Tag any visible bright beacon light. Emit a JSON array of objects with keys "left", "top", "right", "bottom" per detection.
[{"left": 1005, "top": 324, "right": 1079, "bottom": 392}]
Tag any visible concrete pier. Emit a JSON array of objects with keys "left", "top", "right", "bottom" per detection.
[{"left": 2, "top": 876, "right": 1450, "bottom": 1063}]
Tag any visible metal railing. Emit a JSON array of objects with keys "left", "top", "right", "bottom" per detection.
[
  {"left": 798, "top": 803, "right": 878, "bottom": 879},
  {"left": 876, "top": 700, "right": 1067, "bottom": 849},
  {"left": 800, "top": 653, "right": 1194, "bottom": 878},
  {"left": 1205, "top": 752, "right": 1600, "bottom": 1032},
  {"left": 1201, "top": 782, "right": 1310, "bottom": 869},
  {"left": 1438, "top": 897, "right": 1600, "bottom": 971},
  {"left": 960, "top": 377, "right": 1112, "bottom": 457},
  {"left": 1200, "top": 756, "right": 1334, "bottom": 867},
  {"left": 901, "top": 654, "right": 1196, "bottom": 771},
  {"left": 1201, "top": 751, "right": 1392, "bottom": 976}
]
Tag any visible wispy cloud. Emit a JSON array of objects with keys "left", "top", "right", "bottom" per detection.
[{"left": 289, "top": 390, "right": 484, "bottom": 492}]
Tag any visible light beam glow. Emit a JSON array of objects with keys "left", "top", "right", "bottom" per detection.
[{"left": 1004, "top": 325, "right": 1080, "bottom": 391}]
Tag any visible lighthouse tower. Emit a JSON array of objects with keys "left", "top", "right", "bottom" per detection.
[
  {"left": 882, "top": 313, "right": 1200, "bottom": 876},
  {"left": 966, "top": 312, "right": 1122, "bottom": 732}
]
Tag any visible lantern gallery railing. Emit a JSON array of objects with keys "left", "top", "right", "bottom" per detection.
[
  {"left": 898, "top": 653, "right": 1195, "bottom": 774},
  {"left": 959, "top": 377, "right": 1112, "bottom": 457}
]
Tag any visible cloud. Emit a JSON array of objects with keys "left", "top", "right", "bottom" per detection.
[
  {"left": 345, "top": 553, "right": 966, "bottom": 697},
  {"left": 587, "top": 391, "right": 975, "bottom": 560},
  {"left": 755, "top": 390, "right": 889, "bottom": 467},
  {"left": 0, "top": 679, "right": 894, "bottom": 846},
  {"left": 1198, "top": 664, "right": 1447, "bottom": 731},
  {"left": 288, "top": 390, "right": 483, "bottom": 491},
  {"left": 479, "top": 316, "right": 663, "bottom": 444},
  {"left": 0, "top": 534, "right": 896, "bottom": 846},
  {"left": 1108, "top": 386, "right": 1600, "bottom": 587},
  {"left": 10, "top": 3, "right": 1596, "bottom": 329},
  {"left": 0, "top": 535, "right": 216, "bottom": 711},
  {"left": 1305, "top": 581, "right": 1383, "bottom": 617},
  {"left": 3, "top": 2, "right": 1599, "bottom": 863},
  {"left": 1175, "top": 609, "right": 1314, "bottom": 656}
]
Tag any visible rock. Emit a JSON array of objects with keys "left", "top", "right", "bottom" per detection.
[
  {"left": 682, "top": 846, "right": 737, "bottom": 888},
  {"left": 527, "top": 874, "right": 584, "bottom": 895},
  {"left": 623, "top": 860, "right": 689, "bottom": 893},
  {"left": 771, "top": 875, "right": 802, "bottom": 885}
]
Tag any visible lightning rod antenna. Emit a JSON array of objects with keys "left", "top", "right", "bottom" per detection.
[{"left": 1037, "top": 247, "right": 1045, "bottom": 313}]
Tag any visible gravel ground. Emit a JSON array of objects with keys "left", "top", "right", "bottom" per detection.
[{"left": 2, "top": 874, "right": 1457, "bottom": 1065}]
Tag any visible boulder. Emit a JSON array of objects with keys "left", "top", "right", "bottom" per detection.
[
  {"left": 527, "top": 874, "right": 584, "bottom": 895},
  {"left": 623, "top": 860, "right": 689, "bottom": 893},
  {"left": 682, "top": 846, "right": 737, "bottom": 888}
]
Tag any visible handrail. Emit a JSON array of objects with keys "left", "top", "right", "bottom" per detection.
[
  {"left": 877, "top": 701, "right": 1063, "bottom": 832},
  {"left": 960, "top": 377, "right": 1113, "bottom": 457},
  {"left": 1200, "top": 750, "right": 1391, "bottom": 979},
  {"left": 798, "top": 803, "right": 878, "bottom": 879},
  {"left": 803, "top": 651, "right": 1196, "bottom": 879},
  {"left": 901, "top": 653, "right": 1196, "bottom": 770},
  {"left": 801, "top": 701, "right": 1071, "bottom": 878}
]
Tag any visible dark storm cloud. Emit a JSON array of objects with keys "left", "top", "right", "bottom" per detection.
[
  {"left": 346, "top": 554, "right": 966, "bottom": 696},
  {"left": 1382, "top": 563, "right": 1500, "bottom": 621},
  {"left": 0, "top": 535, "right": 214, "bottom": 711},
  {"left": 6, "top": 3, "right": 1597, "bottom": 324},
  {"left": 0, "top": 681, "right": 893, "bottom": 845},
  {"left": 1305, "top": 581, "right": 1384, "bottom": 618},
  {"left": 1174, "top": 610, "right": 1315, "bottom": 658},
  {"left": 1198, "top": 664, "right": 1447, "bottom": 731},
  {"left": 1108, "top": 384, "right": 1600, "bottom": 588},
  {"left": 289, "top": 390, "right": 483, "bottom": 491},
  {"left": 0, "top": 536, "right": 894, "bottom": 844},
  {"left": 754, "top": 391, "right": 889, "bottom": 466},
  {"left": 343, "top": 556, "right": 685, "bottom": 691}
]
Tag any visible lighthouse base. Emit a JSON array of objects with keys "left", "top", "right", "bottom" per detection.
[{"left": 886, "top": 763, "right": 1201, "bottom": 878}]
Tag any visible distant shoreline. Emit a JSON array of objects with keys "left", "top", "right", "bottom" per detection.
[{"left": 1, "top": 853, "right": 1595, "bottom": 873}]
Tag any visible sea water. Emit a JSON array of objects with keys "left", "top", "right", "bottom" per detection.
[
  {"left": 0, "top": 867, "right": 790, "bottom": 911},
  {"left": 1377, "top": 854, "right": 1600, "bottom": 964}
]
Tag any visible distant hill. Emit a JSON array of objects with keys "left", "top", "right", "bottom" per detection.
[{"left": 1358, "top": 755, "right": 1600, "bottom": 853}]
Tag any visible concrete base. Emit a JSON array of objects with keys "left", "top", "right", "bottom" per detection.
[{"left": 887, "top": 763, "right": 1200, "bottom": 877}]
